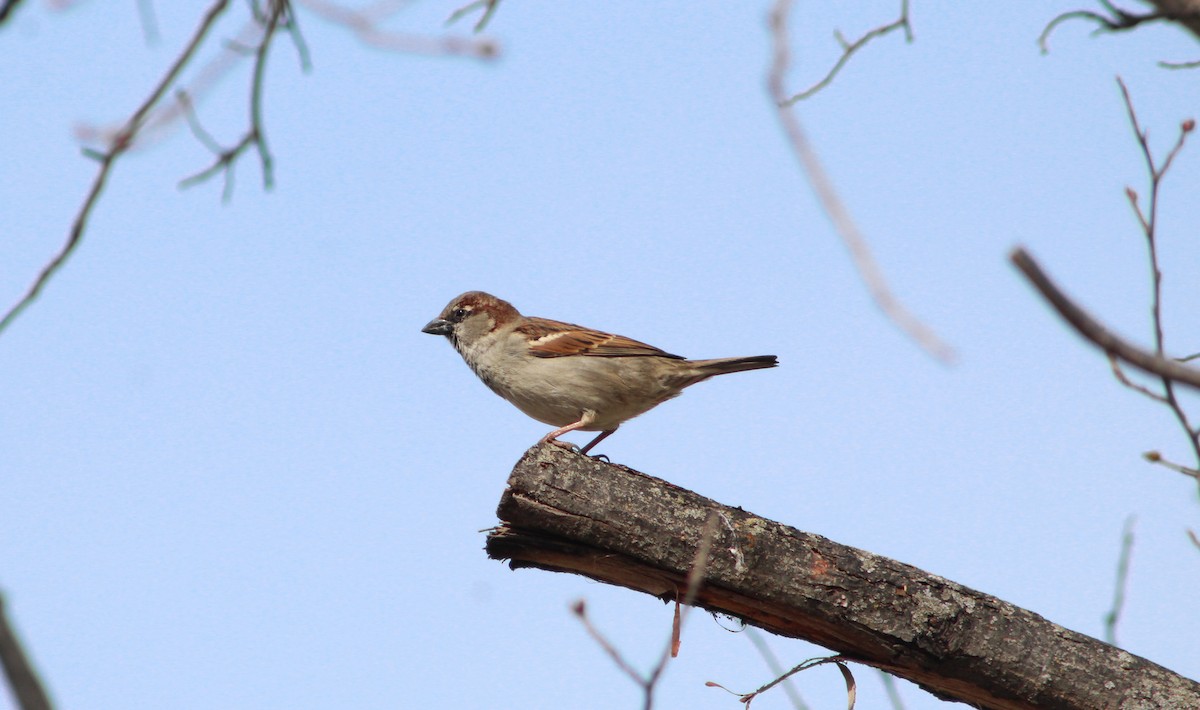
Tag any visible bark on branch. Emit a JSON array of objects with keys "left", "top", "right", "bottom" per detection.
[{"left": 485, "top": 444, "right": 1200, "bottom": 710}]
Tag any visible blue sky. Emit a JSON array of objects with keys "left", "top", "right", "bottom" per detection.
[{"left": 2, "top": 2, "right": 1199, "bottom": 708}]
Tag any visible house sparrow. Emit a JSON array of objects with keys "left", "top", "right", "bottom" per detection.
[{"left": 422, "top": 291, "right": 777, "bottom": 454}]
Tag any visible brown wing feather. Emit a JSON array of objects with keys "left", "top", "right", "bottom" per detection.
[{"left": 518, "top": 317, "right": 683, "bottom": 359}]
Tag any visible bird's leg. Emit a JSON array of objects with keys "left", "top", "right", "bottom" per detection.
[
  {"left": 539, "top": 411, "right": 597, "bottom": 448},
  {"left": 579, "top": 427, "right": 617, "bottom": 456}
]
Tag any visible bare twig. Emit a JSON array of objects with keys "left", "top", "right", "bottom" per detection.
[
  {"left": 1108, "top": 354, "right": 1168, "bottom": 402},
  {"left": 709, "top": 655, "right": 857, "bottom": 709},
  {"left": 137, "top": 0, "right": 160, "bottom": 44},
  {"left": 1103, "top": 515, "right": 1137, "bottom": 646},
  {"left": 0, "top": 592, "right": 52, "bottom": 710},
  {"left": 1115, "top": 78, "right": 1200, "bottom": 472},
  {"left": 0, "top": 0, "right": 26, "bottom": 25},
  {"left": 4, "top": 0, "right": 500, "bottom": 335},
  {"left": 572, "top": 600, "right": 647, "bottom": 690},
  {"left": 744, "top": 627, "right": 809, "bottom": 710},
  {"left": 0, "top": 0, "right": 233, "bottom": 336},
  {"left": 782, "top": 0, "right": 912, "bottom": 105},
  {"left": 299, "top": 0, "right": 498, "bottom": 58},
  {"left": 1040, "top": 1, "right": 1170, "bottom": 52},
  {"left": 880, "top": 671, "right": 908, "bottom": 710},
  {"left": 1010, "top": 248, "right": 1200, "bottom": 390},
  {"left": 179, "top": 0, "right": 290, "bottom": 196},
  {"left": 1142, "top": 451, "right": 1200, "bottom": 480},
  {"left": 1159, "top": 57, "right": 1200, "bottom": 69},
  {"left": 767, "top": 0, "right": 954, "bottom": 364},
  {"left": 572, "top": 512, "right": 721, "bottom": 710},
  {"left": 446, "top": 0, "right": 503, "bottom": 32}
]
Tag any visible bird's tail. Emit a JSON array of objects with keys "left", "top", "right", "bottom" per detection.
[{"left": 682, "top": 355, "right": 778, "bottom": 386}]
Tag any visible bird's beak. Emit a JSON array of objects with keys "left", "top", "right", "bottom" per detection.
[{"left": 422, "top": 318, "right": 453, "bottom": 336}]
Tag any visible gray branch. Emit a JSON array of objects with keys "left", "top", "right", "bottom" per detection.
[{"left": 486, "top": 444, "right": 1200, "bottom": 709}]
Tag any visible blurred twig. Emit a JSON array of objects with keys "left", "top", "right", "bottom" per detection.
[
  {"left": 880, "top": 671, "right": 907, "bottom": 710},
  {"left": 0, "top": 0, "right": 235, "bottom": 336},
  {"left": 2, "top": 0, "right": 496, "bottom": 336},
  {"left": 767, "top": 0, "right": 955, "bottom": 365},
  {"left": 744, "top": 627, "right": 809, "bottom": 709},
  {"left": 781, "top": 0, "right": 912, "bottom": 105},
  {"left": 299, "top": 0, "right": 498, "bottom": 57},
  {"left": 1010, "top": 248, "right": 1200, "bottom": 391},
  {"left": 573, "top": 513, "right": 720, "bottom": 710},
  {"left": 1103, "top": 515, "right": 1137, "bottom": 646},
  {"left": 137, "top": 0, "right": 160, "bottom": 44},
  {"left": 446, "top": 0, "right": 502, "bottom": 32},
  {"left": 179, "top": 0, "right": 291, "bottom": 197},
  {"left": 1040, "top": 0, "right": 1170, "bottom": 52},
  {"left": 0, "top": 592, "right": 52, "bottom": 710},
  {"left": 0, "top": 0, "right": 26, "bottom": 25}
]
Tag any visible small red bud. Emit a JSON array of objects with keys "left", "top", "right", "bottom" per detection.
[{"left": 1182, "top": 118, "right": 1195, "bottom": 133}]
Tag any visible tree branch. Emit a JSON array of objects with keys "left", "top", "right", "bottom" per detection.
[
  {"left": 0, "top": 0, "right": 26, "bottom": 26},
  {"left": 1040, "top": 0, "right": 1200, "bottom": 51},
  {"left": 1009, "top": 247, "right": 1200, "bottom": 391},
  {"left": 486, "top": 444, "right": 1200, "bottom": 710},
  {"left": 1115, "top": 77, "right": 1200, "bottom": 474},
  {"left": 780, "top": 0, "right": 912, "bottom": 105},
  {"left": 0, "top": 593, "right": 52, "bottom": 710}
]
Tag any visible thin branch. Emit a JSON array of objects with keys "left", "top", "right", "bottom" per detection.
[
  {"left": 572, "top": 600, "right": 646, "bottom": 691},
  {"left": 1116, "top": 77, "right": 1200, "bottom": 471},
  {"left": 298, "top": 0, "right": 499, "bottom": 58},
  {"left": 1108, "top": 354, "right": 1168, "bottom": 402},
  {"left": 1103, "top": 515, "right": 1136, "bottom": 646},
  {"left": 0, "top": 593, "right": 52, "bottom": 710},
  {"left": 446, "top": 0, "right": 502, "bottom": 33},
  {"left": 0, "top": 0, "right": 26, "bottom": 25},
  {"left": 0, "top": 0, "right": 233, "bottom": 336},
  {"left": 1142, "top": 451, "right": 1200, "bottom": 480},
  {"left": 744, "top": 627, "right": 809, "bottom": 710},
  {"left": 709, "top": 655, "right": 856, "bottom": 709},
  {"left": 1159, "top": 57, "right": 1200, "bottom": 68},
  {"left": 1040, "top": 1, "right": 1170, "bottom": 53},
  {"left": 572, "top": 512, "right": 720, "bottom": 710},
  {"left": 646, "top": 512, "right": 719, "bottom": 693},
  {"left": 1010, "top": 247, "right": 1200, "bottom": 390},
  {"left": 782, "top": 0, "right": 911, "bottom": 105},
  {"left": 282, "top": 8, "right": 313, "bottom": 71},
  {"left": 178, "top": 0, "right": 287, "bottom": 196},
  {"left": 176, "top": 91, "right": 223, "bottom": 154},
  {"left": 137, "top": 0, "right": 160, "bottom": 44},
  {"left": 880, "top": 671, "right": 907, "bottom": 710},
  {"left": 767, "top": 0, "right": 955, "bottom": 364}
]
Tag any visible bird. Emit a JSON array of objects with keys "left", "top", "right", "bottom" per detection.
[{"left": 421, "top": 291, "right": 778, "bottom": 454}]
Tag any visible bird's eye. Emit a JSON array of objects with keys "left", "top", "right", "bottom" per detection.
[{"left": 452, "top": 307, "right": 468, "bottom": 320}]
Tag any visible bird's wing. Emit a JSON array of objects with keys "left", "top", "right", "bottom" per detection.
[{"left": 517, "top": 317, "right": 684, "bottom": 359}]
